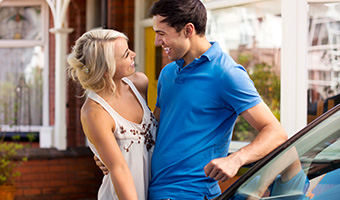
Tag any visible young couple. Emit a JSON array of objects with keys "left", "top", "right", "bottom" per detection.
[{"left": 68, "top": 0, "right": 287, "bottom": 199}]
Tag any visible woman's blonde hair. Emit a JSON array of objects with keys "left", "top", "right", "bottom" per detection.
[{"left": 68, "top": 29, "right": 128, "bottom": 95}]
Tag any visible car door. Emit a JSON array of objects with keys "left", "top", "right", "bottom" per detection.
[{"left": 216, "top": 103, "right": 340, "bottom": 200}]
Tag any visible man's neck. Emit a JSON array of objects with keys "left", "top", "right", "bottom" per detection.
[{"left": 183, "top": 36, "right": 211, "bottom": 66}]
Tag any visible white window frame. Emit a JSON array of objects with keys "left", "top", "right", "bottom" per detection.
[
  {"left": 134, "top": 0, "right": 150, "bottom": 74},
  {"left": 0, "top": 0, "right": 50, "bottom": 145},
  {"left": 281, "top": 0, "right": 308, "bottom": 138},
  {"left": 282, "top": 0, "right": 340, "bottom": 138}
]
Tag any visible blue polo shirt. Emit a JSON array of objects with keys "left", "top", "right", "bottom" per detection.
[{"left": 148, "top": 42, "right": 262, "bottom": 199}]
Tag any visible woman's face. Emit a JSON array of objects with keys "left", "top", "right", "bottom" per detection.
[{"left": 114, "top": 37, "right": 136, "bottom": 79}]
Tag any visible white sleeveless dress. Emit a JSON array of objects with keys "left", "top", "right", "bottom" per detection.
[{"left": 86, "top": 77, "right": 158, "bottom": 200}]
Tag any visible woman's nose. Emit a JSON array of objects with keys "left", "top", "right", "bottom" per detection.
[{"left": 131, "top": 51, "right": 136, "bottom": 58}]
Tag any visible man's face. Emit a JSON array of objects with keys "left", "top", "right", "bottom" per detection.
[{"left": 152, "top": 15, "right": 189, "bottom": 61}]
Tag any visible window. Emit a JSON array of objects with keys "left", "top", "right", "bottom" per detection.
[
  {"left": 0, "top": 1, "right": 48, "bottom": 141},
  {"left": 205, "top": 0, "right": 282, "bottom": 142},
  {"left": 307, "top": 3, "right": 340, "bottom": 124},
  {"left": 0, "top": 5, "right": 42, "bottom": 40},
  {"left": 0, "top": 47, "right": 44, "bottom": 126}
]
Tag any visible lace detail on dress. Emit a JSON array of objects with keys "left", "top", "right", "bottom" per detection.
[{"left": 120, "top": 110, "right": 157, "bottom": 152}]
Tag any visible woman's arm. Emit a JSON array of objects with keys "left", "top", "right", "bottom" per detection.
[{"left": 81, "top": 104, "right": 138, "bottom": 200}]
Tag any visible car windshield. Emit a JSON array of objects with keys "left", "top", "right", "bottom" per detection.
[{"left": 225, "top": 105, "right": 340, "bottom": 200}]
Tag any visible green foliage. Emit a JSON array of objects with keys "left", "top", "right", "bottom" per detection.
[
  {"left": 11, "top": 135, "right": 20, "bottom": 141},
  {"left": 238, "top": 53, "right": 252, "bottom": 67},
  {"left": 233, "top": 54, "right": 281, "bottom": 141},
  {"left": 249, "top": 62, "right": 281, "bottom": 119},
  {"left": 0, "top": 137, "right": 27, "bottom": 186},
  {"left": 233, "top": 117, "right": 257, "bottom": 141},
  {"left": 26, "top": 133, "right": 36, "bottom": 143}
]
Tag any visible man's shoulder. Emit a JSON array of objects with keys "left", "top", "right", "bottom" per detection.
[
  {"left": 206, "top": 42, "right": 236, "bottom": 65},
  {"left": 208, "top": 52, "right": 239, "bottom": 72}
]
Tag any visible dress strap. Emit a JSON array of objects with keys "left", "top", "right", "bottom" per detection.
[
  {"left": 87, "top": 91, "right": 119, "bottom": 121},
  {"left": 122, "top": 77, "right": 148, "bottom": 109}
]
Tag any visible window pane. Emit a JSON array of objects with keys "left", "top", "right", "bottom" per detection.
[
  {"left": 0, "top": 6, "right": 42, "bottom": 40},
  {"left": 206, "top": 0, "right": 282, "bottom": 142},
  {"left": 0, "top": 47, "right": 44, "bottom": 126},
  {"left": 307, "top": 3, "right": 340, "bottom": 124}
]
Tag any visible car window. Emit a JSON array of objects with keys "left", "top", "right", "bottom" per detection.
[{"left": 227, "top": 106, "right": 340, "bottom": 200}]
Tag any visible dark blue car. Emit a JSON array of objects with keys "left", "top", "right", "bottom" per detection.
[{"left": 216, "top": 103, "right": 340, "bottom": 200}]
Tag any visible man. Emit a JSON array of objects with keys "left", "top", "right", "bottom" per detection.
[
  {"left": 148, "top": 0, "right": 287, "bottom": 199},
  {"left": 96, "top": 0, "right": 287, "bottom": 199}
]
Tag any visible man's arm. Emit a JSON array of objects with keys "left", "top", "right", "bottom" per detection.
[
  {"left": 94, "top": 155, "right": 109, "bottom": 175},
  {"left": 204, "top": 102, "right": 288, "bottom": 182}
]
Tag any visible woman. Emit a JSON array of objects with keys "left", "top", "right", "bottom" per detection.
[{"left": 68, "top": 29, "right": 157, "bottom": 200}]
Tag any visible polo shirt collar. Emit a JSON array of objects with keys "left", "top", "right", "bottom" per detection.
[
  {"left": 175, "top": 42, "right": 220, "bottom": 68},
  {"left": 202, "top": 42, "right": 220, "bottom": 61}
]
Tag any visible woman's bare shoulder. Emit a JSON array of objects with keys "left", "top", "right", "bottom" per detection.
[
  {"left": 127, "top": 72, "right": 149, "bottom": 100},
  {"left": 81, "top": 99, "right": 104, "bottom": 118},
  {"left": 80, "top": 99, "right": 114, "bottom": 134}
]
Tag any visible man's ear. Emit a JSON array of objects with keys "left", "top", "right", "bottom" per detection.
[{"left": 184, "top": 23, "right": 195, "bottom": 38}]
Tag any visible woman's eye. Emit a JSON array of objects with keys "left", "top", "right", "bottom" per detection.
[{"left": 125, "top": 52, "right": 130, "bottom": 58}]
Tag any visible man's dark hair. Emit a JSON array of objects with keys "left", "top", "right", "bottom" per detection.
[{"left": 149, "top": 0, "right": 207, "bottom": 36}]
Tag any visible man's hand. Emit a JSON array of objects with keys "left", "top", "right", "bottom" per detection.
[
  {"left": 94, "top": 155, "right": 109, "bottom": 175},
  {"left": 205, "top": 102, "right": 287, "bottom": 182},
  {"left": 204, "top": 153, "right": 243, "bottom": 182}
]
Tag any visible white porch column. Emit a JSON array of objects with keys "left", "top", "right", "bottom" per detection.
[
  {"left": 281, "top": 0, "right": 308, "bottom": 137},
  {"left": 46, "top": 0, "right": 73, "bottom": 150},
  {"left": 50, "top": 27, "right": 73, "bottom": 150}
]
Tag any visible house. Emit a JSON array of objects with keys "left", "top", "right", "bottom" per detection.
[{"left": 0, "top": 0, "right": 339, "bottom": 199}]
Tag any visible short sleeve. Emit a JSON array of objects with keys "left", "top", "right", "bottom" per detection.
[{"left": 220, "top": 65, "right": 262, "bottom": 115}]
